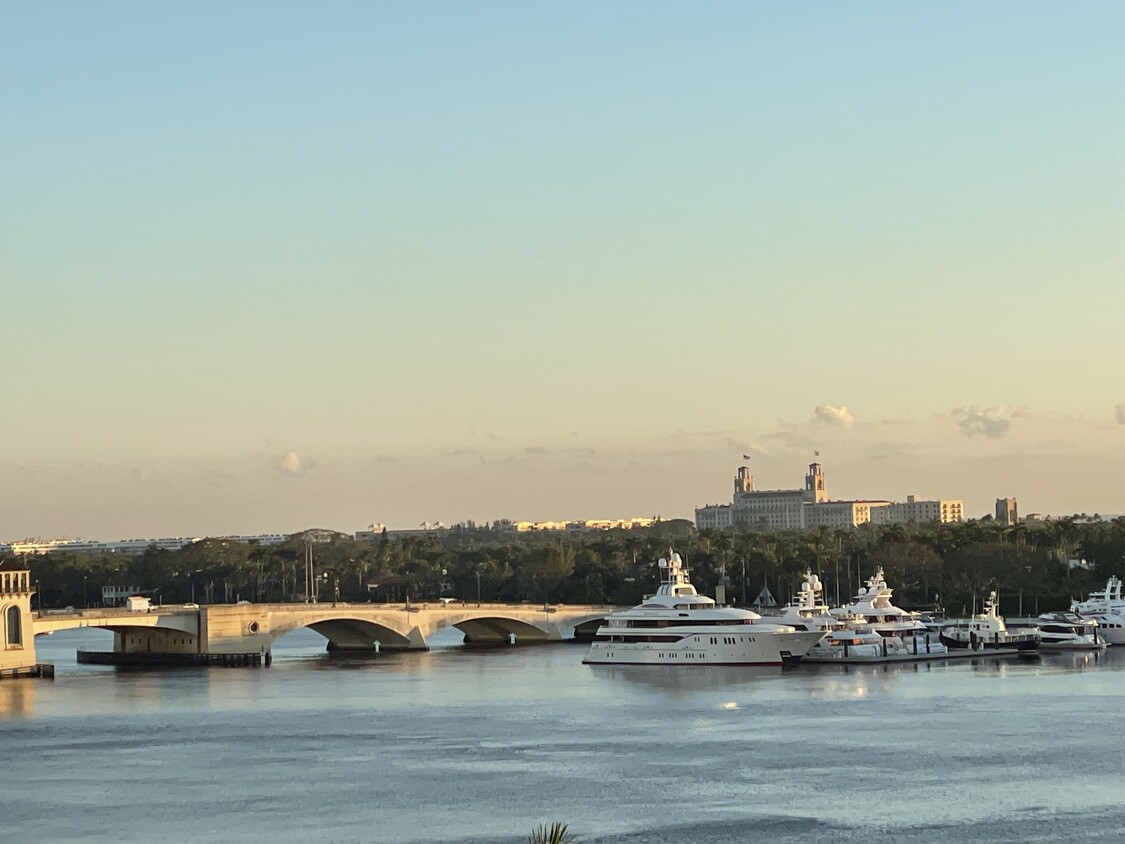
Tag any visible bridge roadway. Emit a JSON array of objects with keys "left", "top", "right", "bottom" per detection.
[{"left": 33, "top": 601, "right": 615, "bottom": 659}]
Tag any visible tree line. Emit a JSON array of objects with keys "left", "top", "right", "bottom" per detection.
[{"left": 9, "top": 516, "right": 1125, "bottom": 617}]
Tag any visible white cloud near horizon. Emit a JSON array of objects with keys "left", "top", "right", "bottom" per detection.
[
  {"left": 952, "top": 405, "right": 1017, "bottom": 439},
  {"left": 814, "top": 404, "right": 855, "bottom": 427},
  {"left": 278, "top": 451, "right": 303, "bottom": 475}
]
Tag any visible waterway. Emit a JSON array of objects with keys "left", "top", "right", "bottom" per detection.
[{"left": 3, "top": 629, "right": 1124, "bottom": 843}]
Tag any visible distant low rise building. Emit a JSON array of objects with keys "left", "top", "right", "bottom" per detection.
[
  {"left": 514, "top": 517, "right": 659, "bottom": 533},
  {"left": 804, "top": 499, "right": 892, "bottom": 528},
  {"left": 869, "top": 495, "right": 964, "bottom": 525},
  {"left": 355, "top": 522, "right": 449, "bottom": 542},
  {"left": 3, "top": 534, "right": 288, "bottom": 557}
]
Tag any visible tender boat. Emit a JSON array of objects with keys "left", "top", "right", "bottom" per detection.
[
  {"left": 1036, "top": 612, "right": 1107, "bottom": 651},
  {"left": 939, "top": 592, "right": 1040, "bottom": 651},
  {"left": 1071, "top": 576, "right": 1125, "bottom": 645},
  {"left": 583, "top": 553, "right": 825, "bottom": 666}
]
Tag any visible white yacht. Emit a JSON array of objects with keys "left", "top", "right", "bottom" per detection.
[
  {"left": 940, "top": 592, "right": 1039, "bottom": 651},
  {"left": 781, "top": 571, "right": 947, "bottom": 661},
  {"left": 830, "top": 568, "right": 934, "bottom": 640},
  {"left": 583, "top": 553, "right": 825, "bottom": 666},
  {"left": 1036, "top": 612, "right": 1106, "bottom": 651},
  {"left": 774, "top": 572, "right": 843, "bottom": 634},
  {"left": 1071, "top": 576, "right": 1125, "bottom": 645}
]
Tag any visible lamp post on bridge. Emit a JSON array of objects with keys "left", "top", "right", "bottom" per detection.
[
  {"left": 475, "top": 565, "right": 483, "bottom": 607},
  {"left": 83, "top": 575, "right": 88, "bottom": 609}
]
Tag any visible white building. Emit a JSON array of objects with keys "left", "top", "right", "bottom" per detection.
[
  {"left": 804, "top": 500, "right": 892, "bottom": 528},
  {"left": 696, "top": 464, "right": 963, "bottom": 530},
  {"left": 869, "top": 495, "right": 964, "bottom": 525}
]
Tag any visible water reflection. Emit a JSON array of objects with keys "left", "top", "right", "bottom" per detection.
[
  {"left": 592, "top": 664, "right": 790, "bottom": 696},
  {"left": 0, "top": 680, "right": 37, "bottom": 718},
  {"left": 1038, "top": 649, "right": 1107, "bottom": 671}
]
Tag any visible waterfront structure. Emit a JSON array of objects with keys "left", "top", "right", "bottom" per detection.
[
  {"left": 1, "top": 559, "right": 41, "bottom": 677},
  {"left": 695, "top": 463, "right": 963, "bottom": 530},
  {"left": 996, "top": 498, "right": 1019, "bottom": 526}
]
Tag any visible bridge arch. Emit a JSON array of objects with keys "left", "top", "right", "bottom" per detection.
[
  {"left": 451, "top": 615, "right": 555, "bottom": 645},
  {"left": 264, "top": 614, "right": 417, "bottom": 651}
]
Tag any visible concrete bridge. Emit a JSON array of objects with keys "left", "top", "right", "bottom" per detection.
[{"left": 33, "top": 602, "right": 614, "bottom": 662}]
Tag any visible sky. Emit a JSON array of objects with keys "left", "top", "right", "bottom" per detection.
[{"left": 2, "top": 2, "right": 1124, "bottom": 539}]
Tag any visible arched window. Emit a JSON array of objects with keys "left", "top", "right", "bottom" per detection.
[{"left": 6, "top": 605, "right": 21, "bottom": 647}]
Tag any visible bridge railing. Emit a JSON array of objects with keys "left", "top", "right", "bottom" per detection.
[
  {"left": 35, "top": 606, "right": 195, "bottom": 620},
  {"left": 206, "top": 601, "right": 618, "bottom": 613}
]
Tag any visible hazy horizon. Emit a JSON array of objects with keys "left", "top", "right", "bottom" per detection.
[{"left": 3, "top": 2, "right": 1123, "bottom": 539}]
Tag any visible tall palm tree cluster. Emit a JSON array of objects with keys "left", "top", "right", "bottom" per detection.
[{"left": 13, "top": 516, "right": 1125, "bottom": 616}]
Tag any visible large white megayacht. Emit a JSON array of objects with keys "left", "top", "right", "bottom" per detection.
[
  {"left": 1071, "top": 576, "right": 1125, "bottom": 645},
  {"left": 582, "top": 553, "right": 825, "bottom": 666}
]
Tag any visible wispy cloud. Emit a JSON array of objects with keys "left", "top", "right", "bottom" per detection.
[
  {"left": 1116, "top": 404, "right": 1125, "bottom": 425},
  {"left": 952, "top": 406, "right": 1016, "bottom": 439}
]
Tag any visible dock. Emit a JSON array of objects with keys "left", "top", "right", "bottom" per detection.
[
  {"left": 802, "top": 648, "right": 1033, "bottom": 665},
  {"left": 0, "top": 664, "right": 55, "bottom": 680},
  {"left": 77, "top": 650, "right": 267, "bottom": 668}
]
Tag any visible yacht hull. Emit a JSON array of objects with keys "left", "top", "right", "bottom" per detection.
[
  {"left": 940, "top": 632, "right": 1039, "bottom": 651},
  {"left": 1074, "top": 622, "right": 1125, "bottom": 645},
  {"left": 583, "top": 630, "right": 824, "bottom": 666}
]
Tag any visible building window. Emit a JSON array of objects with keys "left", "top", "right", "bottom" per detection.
[{"left": 6, "top": 605, "right": 21, "bottom": 647}]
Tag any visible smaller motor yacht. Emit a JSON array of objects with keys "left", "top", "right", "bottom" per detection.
[
  {"left": 1071, "top": 576, "right": 1125, "bottom": 645},
  {"left": 1036, "top": 612, "right": 1107, "bottom": 651},
  {"left": 940, "top": 592, "right": 1039, "bottom": 651},
  {"left": 830, "top": 568, "right": 933, "bottom": 640},
  {"left": 780, "top": 571, "right": 947, "bottom": 661},
  {"left": 774, "top": 571, "right": 847, "bottom": 634}
]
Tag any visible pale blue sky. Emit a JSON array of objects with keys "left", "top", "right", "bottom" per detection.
[{"left": 2, "top": 2, "right": 1123, "bottom": 537}]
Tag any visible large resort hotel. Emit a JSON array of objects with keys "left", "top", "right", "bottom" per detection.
[{"left": 695, "top": 462, "right": 964, "bottom": 531}]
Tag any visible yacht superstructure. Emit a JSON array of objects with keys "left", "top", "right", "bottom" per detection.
[
  {"left": 1072, "top": 576, "right": 1125, "bottom": 645},
  {"left": 583, "top": 553, "right": 824, "bottom": 666},
  {"left": 830, "top": 568, "right": 933, "bottom": 639}
]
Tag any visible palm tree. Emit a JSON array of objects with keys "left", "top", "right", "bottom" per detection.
[{"left": 527, "top": 822, "right": 575, "bottom": 844}]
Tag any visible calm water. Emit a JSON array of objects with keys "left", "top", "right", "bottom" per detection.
[{"left": 2, "top": 629, "right": 1124, "bottom": 843}]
